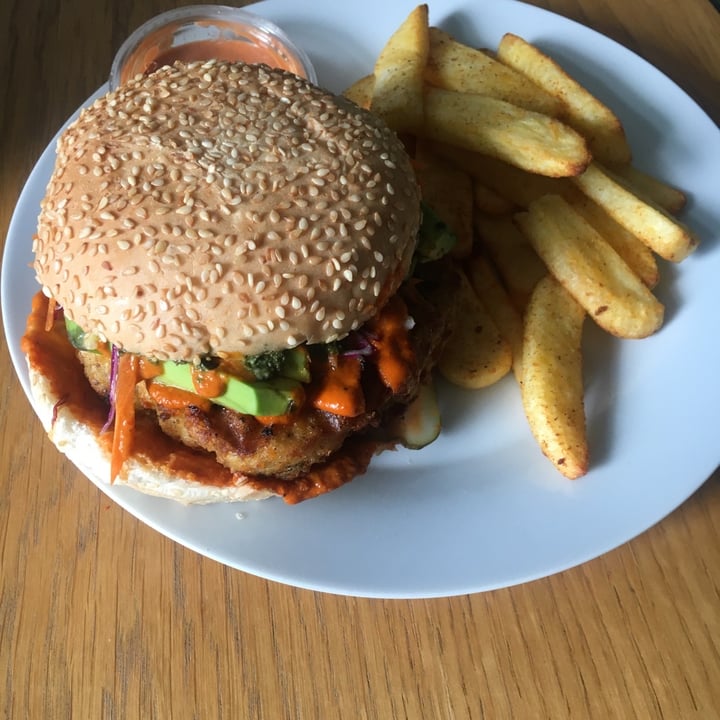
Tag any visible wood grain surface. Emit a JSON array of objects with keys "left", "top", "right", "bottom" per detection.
[{"left": 1, "top": 1, "right": 719, "bottom": 718}]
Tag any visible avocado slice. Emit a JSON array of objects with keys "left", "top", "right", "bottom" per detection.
[
  {"left": 243, "top": 347, "right": 311, "bottom": 382},
  {"left": 65, "top": 315, "right": 306, "bottom": 416},
  {"left": 65, "top": 317, "right": 102, "bottom": 352},
  {"left": 416, "top": 202, "right": 457, "bottom": 262},
  {"left": 279, "top": 347, "right": 311, "bottom": 383},
  {"left": 154, "top": 360, "right": 302, "bottom": 417}
]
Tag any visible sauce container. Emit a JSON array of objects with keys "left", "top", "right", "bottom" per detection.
[{"left": 109, "top": 4, "right": 316, "bottom": 90}]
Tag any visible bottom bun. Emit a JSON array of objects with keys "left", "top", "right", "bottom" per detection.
[
  {"left": 22, "top": 291, "right": 390, "bottom": 505},
  {"left": 27, "top": 362, "right": 275, "bottom": 504}
]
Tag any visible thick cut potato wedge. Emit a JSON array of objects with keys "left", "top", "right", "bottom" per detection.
[
  {"left": 497, "top": 33, "right": 632, "bottom": 166},
  {"left": 563, "top": 186, "right": 659, "bottom": 288},
  {"left": 521, "top": 275, "right": 588, "bottom": 479},
  {"left": 372, "top": 4, "right": 430, "bottom": 133},
  {"left": 472, "top": 179, "right": 515, "bottom": 215},
  {"left": 432, "top": 144, "right": 569, "bottom": 206},
  {"left": 438, "top": 267, "right": 512, "bottom": 388},
  {"left": 571, "top": 163, "right": 699, "bottom": 262},
  {"left": 425, "top": 27, "right": 562, "bottom": 116},
  {"left": 343, "top": 74, "right": 374, "bottom": 109},
  {"left": 423, "top": 87, "right": 591, "bottom": 177},
  {"left": 608, "top": 164, "right": 686, "bottom": 214},
  {"left": 516, "top": 194, "right": 664, "bottom": 338},
  {"left": 474, "top": 214, "right": 547, "bottom": 311},
  {"left": 466, "top": 254, "right": 525, "bottom": 381}
]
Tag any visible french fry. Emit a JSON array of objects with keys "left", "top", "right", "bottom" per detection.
[
  {"left": 423, "top": 87, "right": 591, "bottom": 177},
  {"left": 466, "top": 253, "right": 525, "bottom": 381},
  {"left": 604, "top": 163, "right": 687, "bottom": 215},
  {"left": 372, "top": 4, "right": 430, "bottom": 133},
  {"left": 563, "top": 186, "right": 659, "bottom": 288},
  {"left": 346, "top": 13, "right": 698, "bottom": 482},
  {"left": 474, "top": 214, "right": 547, "bottom": 311},
  {"left": 515, "top": 194, "right": 664, "bottom": 338},
  {"left": 472, "top": 179, "right": 515, "bottom": 215},
  {"left": 521, "top": 275, "right": 588, "bottom": 479},
  {"left": 343, "top": 74, "right": 374, "bottom": 109},
  {"left": 425, "top": 27, "right": 563, "bottom": 116},
  {"left": 414, "top": 142, "right": 474, "bottom": 257},
  {"left": 497, "top": 33, "right": 632, "bottom": 166},
  {"left": 438, "top": 267, "right": 512, "bottom": 388},
  {"left": 433, "top": 146, "right": 570, "bottom": 207},
  {"left": 571, "top": 162, "right": 699, "bottom": 262}
]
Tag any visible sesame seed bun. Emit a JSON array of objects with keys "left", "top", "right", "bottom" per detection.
[{"left": 33, "top": 61, "right": 421, "bottom": 362}]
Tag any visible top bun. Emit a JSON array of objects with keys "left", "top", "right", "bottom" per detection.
[{"left": 33, "top": 61, "right": 421, "bottom": 361}]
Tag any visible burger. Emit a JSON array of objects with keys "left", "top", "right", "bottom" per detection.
[{"left": 23, "top": 60, "right": 458, "bottom": 504}]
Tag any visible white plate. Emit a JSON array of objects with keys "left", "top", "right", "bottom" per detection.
[{"left": 3, "top": 0, "right": 719, "bottom": 598}]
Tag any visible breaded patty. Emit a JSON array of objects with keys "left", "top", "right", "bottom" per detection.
[{"left": 76, "top": 267, "right": 457, "bottom": 483}]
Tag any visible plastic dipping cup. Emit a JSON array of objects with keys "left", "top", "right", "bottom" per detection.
[{"left": 109, "top": 4, "right": 316, "bottom": 90}]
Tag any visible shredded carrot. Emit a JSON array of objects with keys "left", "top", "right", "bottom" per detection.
[
  {"left": 44, "top": 298, "right": 57, "bottom": 332},
  {"left": 311, "top": 355, "right": 365, "bottom": 417},
  {"left": 110, "top": 353, "right": 139, "bottom": 483}
]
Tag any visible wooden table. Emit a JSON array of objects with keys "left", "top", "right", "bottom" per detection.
[{"left": 1, "top": 1, "right": 719, "bottom": 717}]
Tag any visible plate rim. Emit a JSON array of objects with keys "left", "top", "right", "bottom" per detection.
[{"left": 2, "top": 0, "right": 720, "bottom": 599}]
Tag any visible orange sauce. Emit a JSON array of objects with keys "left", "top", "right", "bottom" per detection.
[
  {"left": 255, "top": 414, "right": 290, "bottom": 426},
  {"left": 21, "top": 294, "right": 103, "bottom": 422},
  {"left": 368, "top": 296, "right": 415, "bottom": 393},
  {"left": 145, "top": 39, "right": 291, "bottom": 74},
  {"left": 190, "top": 367, "right": 227, "bottom": 398},
  {"left": 146, "top": 382, "right": 212, "bottom": 412},
  {"left": 138, "top": 356, "right": 163, "bottom": 380},
  {"left": 311, "top": 355, "right": 365, "bottom": 417}
]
